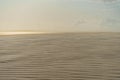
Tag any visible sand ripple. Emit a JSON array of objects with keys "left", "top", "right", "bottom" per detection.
[{"left": 0, "top": 33, "right": 120, "bottom": 80}]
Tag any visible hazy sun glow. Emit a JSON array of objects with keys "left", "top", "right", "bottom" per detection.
[{"left": 0, "top": 32, "right": 46, "bottom": 35}]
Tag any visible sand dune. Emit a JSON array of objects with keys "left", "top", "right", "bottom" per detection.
[{"left": 0, "top": 33, "right": 120, "bottom": 80}]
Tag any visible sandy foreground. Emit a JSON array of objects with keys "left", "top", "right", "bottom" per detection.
[{"left": 0, "top": 33, "right": 120, "bottom": 80}]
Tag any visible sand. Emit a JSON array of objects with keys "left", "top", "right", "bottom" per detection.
[{"left": 0, "top": 33, "right": 120, "bottom": 80}]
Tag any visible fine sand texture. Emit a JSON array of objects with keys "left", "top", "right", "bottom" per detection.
[{"left": 0, "top": 33, "right": 120, "bottom": 80}]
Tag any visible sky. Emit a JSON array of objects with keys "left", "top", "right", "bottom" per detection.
[{"left": 0, "top": 0, "right": 120, "bottom": 32}]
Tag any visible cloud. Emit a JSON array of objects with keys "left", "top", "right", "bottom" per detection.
[{"left": 93, "top": 0, "right": 118, "bottom": 2}]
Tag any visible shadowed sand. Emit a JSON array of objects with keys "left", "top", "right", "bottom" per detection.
[{"left": 0, "top": 33, "right": 120, "bottom": 80}]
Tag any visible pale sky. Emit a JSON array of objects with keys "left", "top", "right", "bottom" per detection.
[{"left": 0, "top": 0, "right": 120, "bottom": 32}]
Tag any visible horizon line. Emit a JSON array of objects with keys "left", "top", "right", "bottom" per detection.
[{"left": 0, "top": 31, "right": 120, "bottom": 35}]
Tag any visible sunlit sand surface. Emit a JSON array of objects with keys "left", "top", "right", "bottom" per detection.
[
  {"left": 0, "top": 32, "right": 47, "bottom": 35},
  {"left": 0, "top": 33, "right": 120, "bottom": 80}
]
